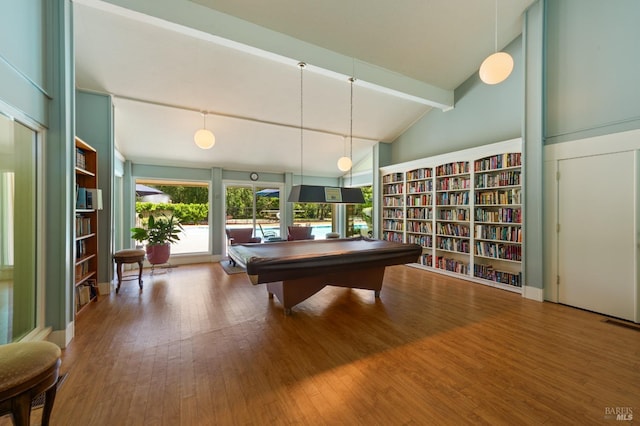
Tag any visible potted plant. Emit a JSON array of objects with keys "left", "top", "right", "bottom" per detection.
[{"left": 131, "top": 213, "right": 183, "bottom": 265}]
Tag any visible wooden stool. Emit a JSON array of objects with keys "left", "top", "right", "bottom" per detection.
[
  {"left": 113, "top": 249, "right": 145, "bottom": 293},
  {"left": 0, "top": 341, "right": 62, "bottom": 426}
]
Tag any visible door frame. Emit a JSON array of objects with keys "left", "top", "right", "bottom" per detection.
[{"left": 544, "top": 128, "right": 640, "bottom": 322}]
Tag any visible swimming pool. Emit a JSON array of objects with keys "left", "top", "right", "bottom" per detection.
[{"left": 172, "top": 223, "right": 370, "bottom": 254}]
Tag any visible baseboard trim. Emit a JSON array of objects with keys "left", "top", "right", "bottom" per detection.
[
  {"left": 523, "top": 285, "right": 543, "bottom": 301},
  {"left": 49, "top": 321, "right": 74, "bottom": 348}
]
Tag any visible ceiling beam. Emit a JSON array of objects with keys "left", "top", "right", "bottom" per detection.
[{"left": 77, "top": 0, "right": 454, "bottom": 110}]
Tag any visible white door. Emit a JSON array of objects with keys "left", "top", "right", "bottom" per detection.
[{"left": 558, "top": 151, "right": 636, "bottom": 321}]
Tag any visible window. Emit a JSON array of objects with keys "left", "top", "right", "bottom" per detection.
[
  {"left": 344, "top": 186, "right": 373, "bottom": 238},
  {"left": 135, "top": 180, "right": 210, "bottom": 254}
]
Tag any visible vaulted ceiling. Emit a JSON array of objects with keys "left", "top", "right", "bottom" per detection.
[{"left": 74, "top": 0, "right": 535, "bottom": 178}]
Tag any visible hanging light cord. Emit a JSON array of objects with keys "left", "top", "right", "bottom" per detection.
[
  {"left": 494, "top": 0, "right": 498, "bottom": 53},
  {"left": 349, "top": 77, "right": 355, "bottom": 186},
  {"left": 299, "top": 62, "right": 305, "bottom": 184}
]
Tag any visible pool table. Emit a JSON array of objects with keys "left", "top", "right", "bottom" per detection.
[{"left": 227, "top": 236, "right": 422, "bottom": 314}]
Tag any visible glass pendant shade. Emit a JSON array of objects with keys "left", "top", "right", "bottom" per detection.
[
  {"left": 337, "top": 156, "right": 352, "bottom": 172},
  {"left": 194, "top": 128, "right": 215, "bottom": 149},
  {"left": 479, "top": 51, "right": 514, "bottom": 85}
]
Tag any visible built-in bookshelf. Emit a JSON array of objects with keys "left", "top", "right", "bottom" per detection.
[
  {"left": 472, "top": 152, "right": 522, "bottom": 288},
  {"left": 75, "top": 137, "right": 99, "bottom": 315},
  {"left": 405, "top": 167, "right": 433, "bottom": 265},
  {"left": 434, "top": 160, "right": 471, "bottom": 275},
  {"left": 379, "top": 139, "right": 523, "bottom": 293},
  {"left": 382, "top": 172, "right": 404, "bottom": 243}
]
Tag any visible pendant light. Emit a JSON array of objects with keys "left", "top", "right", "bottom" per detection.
[
  {"left": 337, "top": 77, "right": 356, "bottom": 172},
  {"left": 194, "top": 112, "right": 215, "bottom": 149},
  {"left": 337, "top": 137, "right": 352, "bottom": 172},
  {"left": 479, "top": 0, "right": 513, "bottom": 85},
  {"left": 287, "top": 64, "right": 364, "bottom": 204}
]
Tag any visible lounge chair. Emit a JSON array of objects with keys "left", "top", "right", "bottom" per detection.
[{"left": 287, "top": 226, "right": 315, "bottom": 241}]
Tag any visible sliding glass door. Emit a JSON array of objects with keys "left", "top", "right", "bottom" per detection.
[{"left": 224, "top": 183, "right": 282, "bottom": 250}]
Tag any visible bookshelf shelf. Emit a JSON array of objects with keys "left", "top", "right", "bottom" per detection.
[
  {"left": 380, "top": 139, "right": 523, "bottom": 293},
  {"left": 74, "top": 137, "right": 99, "bottom": 315}
]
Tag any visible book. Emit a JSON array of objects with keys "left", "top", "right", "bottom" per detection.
[{"left": 76, "top": 187, "right": 87, "bottom": 209}]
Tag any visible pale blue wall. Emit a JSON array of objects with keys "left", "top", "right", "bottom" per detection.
[
  {"left": 0, "top": 0, "right": 48, "bottom": 125},
  {"left": 0, "top": 0, "right": 76, "bottom": 339},
  {"left": 391, "top": 37, "right": 523, "bottom": 163},
  {"left": 76, "top": 91, "right": 114, "bottom": 283},
  {"left": 545, "top": 0, "right": 640, "bottom": 144}
]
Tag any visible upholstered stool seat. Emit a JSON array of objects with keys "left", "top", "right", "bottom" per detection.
[
  {"left": 113, "top": 249, "right": 145, "bottom": 293},
  {"left": 0, "top": 341, "right": 62, "bottom": 426}
]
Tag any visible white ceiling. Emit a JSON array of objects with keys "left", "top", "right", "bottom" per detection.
[{"left": 73, "top": 0, "right": 535, "bottom": 178}]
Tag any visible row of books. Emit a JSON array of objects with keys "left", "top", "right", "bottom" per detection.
[
  {"left": 475, "top": 188, "right": 522, "bottom": 205},
  {"left": 475, "top": 207, "right": 522, "bottom": 223},
  {"left": 383, "top": 220, "right": 404, "bottom": 231},
  {"left": 406, "top": 168, "right": 432, "bottom": 180},
  {"left": 75, "top": 261, "right": 91, "bottom": 280},
  {"left": 76, "top": 147, "right": 87, "bottom": 170},
  {"left": 473, "top": 265, "right": 522, "bottom": 287},
  {"left": 435, "top": 161, "right": 469, "bottom": 176},
  {"left": 417, "top": 256, "right": 521, "bottom": 287},
  {"left": 407, "top": 180, "right": 433, "bottom": 193},
  {"left": 75, "top": 281, "right": 97, "bottom": 308},
  {"left": 436, "top": 208, "right": 469, "bottom": 221},
  {"left": 474, "top": 170, "right": 521, "bottom": 188},
  {"left": 382, "top": 173, "right": 403, "bottom": 184},
  {"left": 436, "top": 237, "right": 470, "bottom": 253},
  {"left": 76, "top": 187, "right": 101, "bottom": 209},
  {"left": 407, "top": 234, "right": 432, "bottom": 247},
  {"left": 407, "top": 194, "right": 432, "bottom": 206},
  {"left": 475, "top": 225, "right": 522, "bottom": 242},
  {"left": 436, "top": 223, "right": 470, "bottom": 237},
  {"left": 435, "top": 256, "right": 469, "bottom": 274},
  {"left": 382, "top": 183, "right": 404, "bottom": 195},
  {"left": 383, "top": 209, "right": 404, "bottom": 219},
  {"left": 474, "top": 153, "right": 522, "bottom": 171},
  {"left": 419, "top": 253, "right": 433, "bottom": 267},
  {"left": 383, "top": 198, "right": 404, "bottom": 207},
  {"left": 407, "top": 207, "right": 433, "bottom": 220},
  {"left": 76, "top": 240, "right": 90, "bottom": 259},
  {"left": 436, "top": 176, "right": 471, "bottom": 191},
  {"left": 382, "top": 231, "right": 404, "bottom": 243},
  {"left": 407, "top": 221, "right": 432, "bottom": 234},
  {"left": 75, "top": 215, "right": 92, "bottom": 237},
  {"left": 474, "top": 242, "right": 522, "bottom": 261},
  {"left": 436, "top": 191, "right": 470, "bottom": 206}
]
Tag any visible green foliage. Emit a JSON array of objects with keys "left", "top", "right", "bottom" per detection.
[
  {"left": 135, "top": 202, "right": 209, "bottom": 224},
  {"left": 152, "top": 185, "right": 208, "bottom": 204},
  {"left": 225, "top": 187, "right": 282, "bottom": 219},
  {"left": 131, "top": 213, "right": 184, "bottom": 246},
  {"left": 225, "top": 188, "right": 253, "bottom": 219}
]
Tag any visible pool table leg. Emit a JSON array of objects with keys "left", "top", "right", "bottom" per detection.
[
  {"left": 265, "top": 266, "right": 386, "bottom": 314},
  {"left": 267, "top": 280, "right": 327, "bottom": 315}
]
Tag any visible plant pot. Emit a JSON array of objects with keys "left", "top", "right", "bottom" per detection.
[{"left": 146, "top": 243, "right": 171, "bottom": 265}]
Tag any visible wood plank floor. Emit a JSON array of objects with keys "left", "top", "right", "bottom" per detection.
[{"left": 5, "top": 263, "right": 639, "bottom": 425}]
